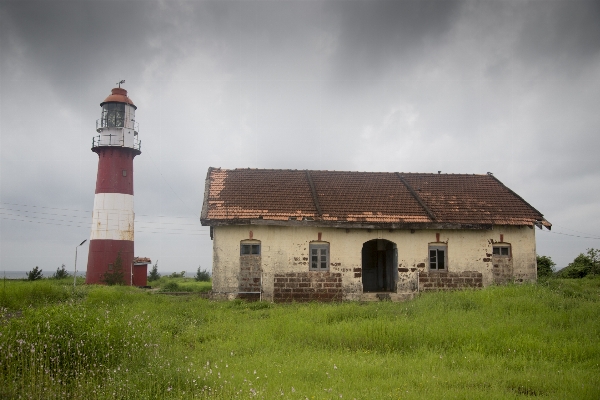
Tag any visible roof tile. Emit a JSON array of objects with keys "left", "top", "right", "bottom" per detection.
[{"left": 201, "top": 168, "right": 550, "bottom": 228}]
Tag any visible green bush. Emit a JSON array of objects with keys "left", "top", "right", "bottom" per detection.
[
  {"left": 195, "top": 266, "right": 211, "bottom": 282},
  {"left": 52, "top": 264, "right": 71, "bottom": 279},
  {"left": 537, "top": 255, "right": 556, "bottom": 278},
  {"left": 26, "top": 266, "right": 43, "bottom": 281},
  {"left": 557, "top": 248, "right": 600, "bottom": 278},
  {"left": 102, "top": 251, "right": 125, "bottom": 285},
  {"left": 148, "top": 260, "right": 161, "bottom": 282},
  {"left": 160, "top": 281, "right": 181, "bottom": 292}
]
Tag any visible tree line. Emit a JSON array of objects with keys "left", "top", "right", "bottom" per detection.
[
  {"left": 24, "top": 258, "right": 211, "bottom": 284},
  {"left": 537, "top": 248, "right": 600, "bottom": 279}
]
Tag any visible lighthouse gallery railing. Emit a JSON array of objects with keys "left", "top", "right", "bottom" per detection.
[{"left": 92, "top": 134, "right": 141, "bottom": 151}]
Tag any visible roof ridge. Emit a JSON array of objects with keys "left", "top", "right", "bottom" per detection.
[
  {"left": 305, "top": 170, "right": 323, "bottom": 218},
  {"left": 220, "top": 167, "right": 490, "bottom": 176}
]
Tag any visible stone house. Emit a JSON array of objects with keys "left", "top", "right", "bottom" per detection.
[{"left": 200, "top": 168, "right": 551, "bottom": 301}]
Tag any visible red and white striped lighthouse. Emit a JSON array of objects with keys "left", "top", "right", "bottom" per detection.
[{"left": 86, "top": 82, "right": 141, "bottom": 285}]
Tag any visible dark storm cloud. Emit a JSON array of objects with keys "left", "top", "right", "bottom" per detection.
[
  {"left": 1, "top": 2, "right": 145, "bottom": 83},
  {"left": 515, "top": 0, "right": 600, "bottom": 65},
  {"left": 328, "top": 0, "right": 461, "bottom": 83}
]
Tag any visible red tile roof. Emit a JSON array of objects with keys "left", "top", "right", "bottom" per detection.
[{"left": 200, "top": 168, "right": 551, "bottom": 229}]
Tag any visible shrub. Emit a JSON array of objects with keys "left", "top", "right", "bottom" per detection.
[
  {"left": 52, "top": 264, "right": 71, "bottom": 279},
  {"left": 160, "top": 281, "right": 180, "bottom": 292},
  {"left": 195, "top": 266, "right": 211, "bottom": 282},
  {"left": 26, "top": 266, "right": 43, "bottom": 281},
  {"left": 557, "top": 249, "right": 600, "bottom": 278},
  {"left": 148, "top": 260, "right": 161, "bottom": 282},
  {"left": 102, "top": 252, "right": 125, "bottom": 285},
  {"left": 536, "top": 255, "right": 555, "bottom": 278}
]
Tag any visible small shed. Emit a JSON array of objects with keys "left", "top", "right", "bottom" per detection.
[{"left": 133, "top": 257, "right": 151, "bottom": 287}]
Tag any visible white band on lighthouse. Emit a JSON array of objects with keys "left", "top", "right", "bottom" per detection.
[{"left": 90, "top": 193, "right": 134, "bottom": 241}]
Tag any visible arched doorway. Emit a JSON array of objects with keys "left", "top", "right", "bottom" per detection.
[{"left": 362, "top": 239, "right": 398, "bottom": 292}]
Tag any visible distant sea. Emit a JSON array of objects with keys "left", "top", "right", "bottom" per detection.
[{"left": 1, "top": 271, "right": 84, "bottom": 280}]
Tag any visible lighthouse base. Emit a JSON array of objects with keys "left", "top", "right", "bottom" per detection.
[{"left": 86, "top": 240, "right": 134, "bottom": 285}]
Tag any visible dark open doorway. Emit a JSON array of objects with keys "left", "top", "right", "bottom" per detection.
[{"left": 361, "top": 239, "right": 398, "bottom": 292}]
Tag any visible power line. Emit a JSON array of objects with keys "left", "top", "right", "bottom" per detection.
[
  {"left": 0, "top": 211, "right": 85, "bottom": 225},
  {"left": 1, "top": 216, "right": 88, "bottom": 229},
  {"left": 0, "top": 202, "right": 199, "bottom": 225},
  {"left": 0, "top": 207, "right": 201, "bottom": 227},
  {"left": 550, "top": 224, "right": 600, "bottom": 238},
  {"left": 0, "top": 202, "right": 90, "bottom": 213},
  {"left": 0, "top": 216, "right": 209, "bottom": 236},
  {"left": 540, "top": 229, "right": 600, "bottom": 240},
  {"left": 1, "top": 207, "right": 206, "bottom": 234},
  {"left": 0, "top": 207, "right": 89, "bottom": 220}
]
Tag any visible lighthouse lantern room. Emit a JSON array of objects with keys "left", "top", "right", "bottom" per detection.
[{"left": 86, "top": 81, "right": 141, "bottom": 285}]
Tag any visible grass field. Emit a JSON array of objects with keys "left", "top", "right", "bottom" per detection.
[
  {"left": 153, "top": 276, "right": 212, "bottom": 293},
  {"left": 1, "top": 277, "right": 599, "bottom": 399}
]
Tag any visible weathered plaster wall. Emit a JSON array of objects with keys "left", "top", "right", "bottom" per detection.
[{"left": 210, "top": 224, "right": 537, "bottom": 301}]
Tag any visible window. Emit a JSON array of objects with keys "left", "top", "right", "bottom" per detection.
[
  {"left": 309, "top": 243, "right": 329, "bottom": 271},
  {"left": 240, "top": 241, "right": 260, "bottom": 256},
  {"left": 102, "top": 103, "right": 125, "bottom": 128},
  {"left": 429, "top": 245, "right": 447, "bottom": 270},
  {"left": 493, "top": 245, "right": 510, "bottom": 256}
]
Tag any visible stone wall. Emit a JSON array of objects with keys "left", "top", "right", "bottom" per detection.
[
  {"left": 492, "top": 256, "right": 513, "bottom": 284},
  {"left": 238, "top": 255, "right": 261, "bottom": 300},
  {"left": 419, "top": 271, "right": 482, "bottom": 291},
  {"left": 273, "top": 272, "right": 342, "bottom": 302}
]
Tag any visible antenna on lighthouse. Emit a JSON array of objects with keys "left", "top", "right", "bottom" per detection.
[{"left": 117, "top": 79, "right": 125, "bottom": 88}]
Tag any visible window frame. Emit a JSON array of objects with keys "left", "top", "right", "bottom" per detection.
[
  {"left": 428, "top": 244, "right": 447, "bottom": 271},
  {"left": 240, "top": 240, "right": 261, "bottom": 256},
  {"left": 309, "top": 242, "right": 330, "bottom": 271},
  {"left": 492, "top": 244, "right": 511, "bottom": 257},
  {"left": 102, "top": 102, "right": 126, "bottom": 128}
]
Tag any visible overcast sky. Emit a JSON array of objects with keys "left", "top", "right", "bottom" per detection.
[{"left": 1, "top": 0, "right": 599, "bottom": 275}]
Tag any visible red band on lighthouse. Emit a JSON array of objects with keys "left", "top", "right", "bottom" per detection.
[
  {"left": 94, "top": 147, "right": 135, "bottom": 195},
  {"left": 86, "top": 87, "right": 141, "bottom": 285}
]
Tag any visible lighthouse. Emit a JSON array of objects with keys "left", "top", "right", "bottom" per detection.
[{"left": 86, "top": 82, "right": 141, "bottom": 285}]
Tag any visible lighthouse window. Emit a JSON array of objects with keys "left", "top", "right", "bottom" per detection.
[
  {"left": 102, "top": 103, "right": 125, "bottom": 128},
  {"left": 122, "top": 170, "right": 127, "bottom": 177}
]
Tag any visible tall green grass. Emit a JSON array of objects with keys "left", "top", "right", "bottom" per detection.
[
  {"left": 0, "top": 277, "right": 86, "bottom": 310},
  {"left": 1, "top": 279, "right": 599, "bottom": 399},
  {"left": 153, "top": 276, "right": 212, "bottom": 293}
]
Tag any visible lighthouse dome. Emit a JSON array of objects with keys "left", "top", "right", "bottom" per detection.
[{"left": 100, "top": 87, "right": 137, "bottom": 109}]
